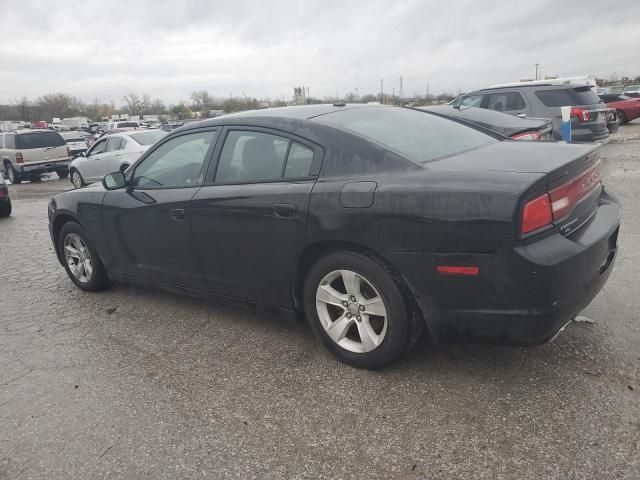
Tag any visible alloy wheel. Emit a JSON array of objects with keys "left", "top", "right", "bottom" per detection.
[
  {"left": 7, "top": 166, "right": 15, "bottom": 183},
  {"left": 315, "top": 269, "right": 388, "bottom": 353},
  {"left": 63, "top": 233, "right": 93, "bottom": 283},
  {"left": 72, "top": 171, "right": 82, "bottom": 188}
]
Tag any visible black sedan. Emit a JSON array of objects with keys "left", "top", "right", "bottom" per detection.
[
  {"left": 48, "top": 104, "right": 620, "bottom": 369},
  {"left": 421, "top": 105, "right": 552, "bottom": 140}
]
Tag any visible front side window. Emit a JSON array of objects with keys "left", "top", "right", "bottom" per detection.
[
  {"left": 460, "top": 95, "right": 483, "bottom": 108},
  {"left": 487, "top": 92, "right": 525, "bottom": 111},
  {"left": 216, "top": 131, "right": 288, "bottom": 183},
  {"left": 133, "top": 130, "right": 216, "bottom": 188},
  {"left": 89, "top": 139, "right": 107, "bottom": 156}
]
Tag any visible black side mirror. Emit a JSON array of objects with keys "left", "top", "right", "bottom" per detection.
[{"left": 102, "top": 171, "right": 127, "bottom": 190}]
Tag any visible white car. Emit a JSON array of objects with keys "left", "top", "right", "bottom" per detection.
[{"left": 69, "top": 130, "right": 166, "bottom": 188}]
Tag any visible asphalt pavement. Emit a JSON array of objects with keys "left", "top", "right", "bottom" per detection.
[{"left": 1, "top": 124, "right": 639, "bottom": 479}]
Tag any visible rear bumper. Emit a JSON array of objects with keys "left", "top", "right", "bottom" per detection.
[
  {"left": 20, "top": 158, "right": 70, "bottom": 173},
  {"left": 571, "top": 128, "right": 609, "bottom": 142},
  {"left": 392, "top": 190, "right": 621, "bottom": 344}
]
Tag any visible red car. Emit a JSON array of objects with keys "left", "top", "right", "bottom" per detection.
[{"left": 600, "top": 94, "right": 640, "bottom": 125}]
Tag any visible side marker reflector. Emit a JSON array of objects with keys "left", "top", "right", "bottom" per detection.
[{"left": 436, "top": 266, "right": 479, "bottom": 276}]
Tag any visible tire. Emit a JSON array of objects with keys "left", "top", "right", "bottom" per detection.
[
  {"left": 617, "top": 110, "right": 627, "bottom": 125},
  {"left": 0, "top": 198, "right": 11, "bottom": 217},
  {"left": 30, "top": 174, "right": 42, "bottom": 183},
  {"left": 4, "top": 162, "right": 22, "bottom": 184},
  {"left": 56, "top": 168, "right": 69, "bottom": 179},
  {"left": 57, "top": 221, "right": 109, "bottom": 292},
  {"left": 70, "top": 169, "right": 85, "bottom": 189},
  {"left": 303, "top": 251, "right": 411, "bottom": 369}
]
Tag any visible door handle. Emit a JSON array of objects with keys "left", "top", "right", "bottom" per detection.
[
  {"left": 272, "top": 203, "right": 296, "bottom": 218},
  {"left": 169, "top": 208, "right": 186, "bottom": 221}
]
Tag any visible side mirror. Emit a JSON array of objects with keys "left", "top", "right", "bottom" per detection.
[
  {"left": 77, "top": 151, "right": 86, "bottom": 158},
  {"left": 102, "top": 171, "right": 127, "bottom": 190}
]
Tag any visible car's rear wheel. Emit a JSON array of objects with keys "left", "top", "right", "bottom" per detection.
[
  {"left": 58, "top": 221, "right": 109, "bottom": 292},
  {"left": 303, "top": 251, "right": 411, "bottom": 369},
  {"left": 0, "top": 198, "right": 11, "bottom": 217},
  {"left": 617, "top": 110, "right": 627, "bottom": 125},
  {"left": 30, "top": 174, "right": 42, "bottom": 183},
  {"left": 4, "top": 162, "right": 22, "bottom": 184},
  {"left": 56, "top": 168, "right": 69, "bottom": 179},
  {"left": 70, "top": 169, "right": 84, "bottom": 189}
]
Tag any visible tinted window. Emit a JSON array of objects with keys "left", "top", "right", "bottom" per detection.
[
  {"left": 536, "top": 87, "right": 600, "bottom": 107},
  {"left": 314, "top": 107, "right": 497, "bottom": 164},
  {"left": 284, "top": 142, "right": 314, "bottom": 178},
  {"left": 216, "top": 131, "right": 288, "bottom": 183},
  {"left": 16, "top": 132, "right": 65, "bottom": 149},
  {"left": 65, "top": 137, "right": 85, "bottom": 143},
  {"left": 460, "top": 94, "right": 483, "bottom": 108},
  {"left": 133, "top": 130, "right": 216, "bottom": 188},
  {"left": 117, "top": 122, "right": 138, "bottom": 128},
  {"left": 128, "top": 130, "right": 167, "bottom": 146},
  {"left": 106, "top": 137, "right": 122, "bottom": 152},
  {"left": 487, "top": 92, "right": 525, "bottom": 111}
]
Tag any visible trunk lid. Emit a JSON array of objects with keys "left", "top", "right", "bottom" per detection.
[{"left": 429, "top": 140, "right": 602, "bottom": 237}]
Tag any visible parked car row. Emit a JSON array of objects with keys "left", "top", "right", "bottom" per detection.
[{"left": 1, "top": 129, "right": 70, "bottom": 183}]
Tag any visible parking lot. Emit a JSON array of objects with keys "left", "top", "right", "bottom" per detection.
[{"left": 1, "top": 123, "right": 639, "bottom": 479}]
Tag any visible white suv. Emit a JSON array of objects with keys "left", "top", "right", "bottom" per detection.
[{"left": 0, "top": 129, "right": 71, "bottom": 183}]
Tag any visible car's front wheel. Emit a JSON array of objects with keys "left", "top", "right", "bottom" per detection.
[
  {"left": 304, "top": 251, "right": 411, "bottom": 369},
  {"left": 4, "top": 162, "right": 22, "bottom": 184},
  {"left": 70, "top": 169, "right": 84, "bottom": 189},
  {"left": 58, "top": 221, "right": 109, "bottom": 291},
  {"left": 617, "top": 109, "right": 627, "bottom": 125}
]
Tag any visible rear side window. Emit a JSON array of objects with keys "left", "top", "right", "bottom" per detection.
[
  {"left": 15, "top": 132, "right": 65, "bottom": 149},
  {"left": 284, "top": 142, "right": 314, "bottom": 178},
  {"left": 117, "top": 122, "right": 138, "bottom": 128},
  {"left": 216, "top": 131, "right": 288, "bottom": 183},
  {"left": 487, "top": 92, "right": 525, "bottom": 111},
  {"left": 536, "top": 87, "right": 600, "bottom": 107},
  {"left": 460, "top": 95, "right": 483, "bottom": 108},
  {"left": 314, "top": 107, "right": 498, "bottom": 164},
  {"left": 106, "top": 137, "right": 123, "bottom": 151}
]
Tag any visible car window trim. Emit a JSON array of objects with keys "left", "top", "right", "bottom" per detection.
[
  {"left": 127, "top": 126, "right": 220, "bottom": 191},
  {"left": 204, "top": 125, "right": 324, "bottom": 186}
]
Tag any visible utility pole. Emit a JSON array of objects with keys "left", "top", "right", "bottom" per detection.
[
  {"left": 426, "top": 82, "right": 429, "bottom": 100},
  {"left": 306, "top": 86, "right": 310, "bottom": 102},
  {"left": 380, "top": 79, "right": 384, "bottom": 104},
  {"left": 399, "top": 76, "right": 403, "bottom": 100},
  {"left": 535, "top": 63, "right": 539, "bottom": 80}
]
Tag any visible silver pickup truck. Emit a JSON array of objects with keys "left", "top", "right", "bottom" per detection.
[{"left": 1, "top": 129, "right": 71, "bottom": 183}]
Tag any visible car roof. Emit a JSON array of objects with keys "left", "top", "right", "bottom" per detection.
[
  {"left": 468, "top": 83, "right": 592, "bottom": 94},
  {"left": 5, "top": 128, "right": 56, "bottom": 135}
]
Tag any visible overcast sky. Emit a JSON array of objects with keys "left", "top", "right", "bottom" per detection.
[{"left": 1, "top": 0, "right": 639, "bottom": 106}]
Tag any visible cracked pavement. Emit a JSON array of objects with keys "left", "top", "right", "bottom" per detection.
[{"left": 1, "top": 123, "right": 639, "bottom": 479}]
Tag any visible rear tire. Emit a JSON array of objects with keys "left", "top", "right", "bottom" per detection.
[
  {"left": 56, "top": 168, "right": 69, "bottom": 179},
  {"left": 4, "top": 162, "right": 22, "bottom": 184},
  {"left": 0, "top": 198, "right": 11, "bottom": 217},
  {"left": 70, "top": 169, "right": 85, "bottom": 189},
  {"left": 58, "top": 221, "right": 109, "bottom": 292},
  {"left": 303, "top": 251, "right": 411, "bottom": 369},
  {"left": 30, "top": 174, "right": 42, "bottom": 183},
  {"left": 617, "top": 110, "right": 627, "bottom": 125}
]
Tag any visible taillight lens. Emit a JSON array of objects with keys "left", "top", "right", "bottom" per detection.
[
  {"left": 67, "top": 145, "right": 72, "bottom": 157},
  {"left": 511, "top": 131, "right": 542, "bottom": 141},
  {"left": 15, "top": 152, "right": 23, "bottom": 163},
  {"left": 570, "top": 107, "right": 591, "bottom": 122},
  {"left": 549, "top": 161, "right": 601, "bottom": 220},
  {"left": 521, "top": 193, "right": 552, "bottom": 234}
]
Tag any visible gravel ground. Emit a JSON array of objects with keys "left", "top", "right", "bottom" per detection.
[{"left": 1, "top": 123, "right": 639, "bottom": 479}]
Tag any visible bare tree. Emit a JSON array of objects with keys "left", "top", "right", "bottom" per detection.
[
  {"left": 12, "top": 96, "right": 32, "bottom": 121},
  {"left": 122, "top": 92, "right": 143, "bottom": 115},
  {"left": 190, "top": 90, "right": 212, "bottom": 112}
]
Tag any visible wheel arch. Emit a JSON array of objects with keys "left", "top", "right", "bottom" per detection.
[{"left": 292, "top": 240, "right": 436, "bottom": 342}]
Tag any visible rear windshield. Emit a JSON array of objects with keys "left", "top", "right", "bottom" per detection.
[
  {"left": 313, "top": 107, "right": 498, "bottom": 163},
  {"left": 535, "top": 87, "right": 600, "bottom": 107},
  {"left": 16, "top": 132, "right": 65, "bottom": 149},
  {"left": 65, "top": 137, "right": 85, "bottom": 143},
  {"left": 117, "top": 122, "right": 138, "bottom": 128},
  {"left": 128, "top": 130, "right": 167, "bottom": 145}
]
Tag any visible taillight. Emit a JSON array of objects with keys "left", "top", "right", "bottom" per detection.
[
  {"left": 15, "top": 152, "right": 23, "bottom": 163},
  {"left": 521, "top": 193, "right": 552, "bottom": 234},
  {"left": 511, "top": 131, "right": 542, "bottom": 141},
  {"left": 570, "top": 107, "right": 591, "bottom": 122},
  {"left": 549, "top": 161, "right": 601, "bottom": 220},
  {"left": 67, "top": 145, "right": 72, "bottom": 157}
]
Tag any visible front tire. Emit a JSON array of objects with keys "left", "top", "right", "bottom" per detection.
[
  {"left": 303, "top": 251, "right": 411, "bottom": 369},
  {"left": 58, "top": 221, "right": 109, "bottom": 292},
  {"left": 617, "top": 109, "right": 627, "bottom": 125},
  {"left": 0, "top": 198, "right": 11, "bottom": 217}
]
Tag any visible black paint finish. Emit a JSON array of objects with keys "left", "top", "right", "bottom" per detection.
[{"left": 48, "top": 104, "right": 621, "bottom": 344}]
